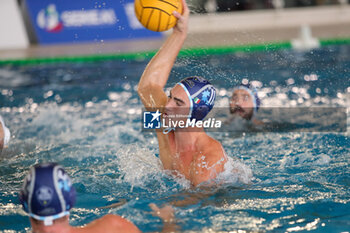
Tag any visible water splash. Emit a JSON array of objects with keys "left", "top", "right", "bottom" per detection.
[
  {"left": 215, "top": 157, "right": 253, "bottom": 185},
  {"left": 116, "top": 145, "right": 162, "bottom": 188}
]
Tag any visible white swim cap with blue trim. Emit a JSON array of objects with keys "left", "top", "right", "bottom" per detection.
[
  {"left": 233, "top": 83, "right": 261, "bottom": 113},
  {"left": 19, "top": 163, "right": 76, "bottom": 226},
  {"left": 0, "top": 115, "right": 10, "bottom": 147},
  {"left": 178, "top": 76, "right": 216, "bottom": 121}
]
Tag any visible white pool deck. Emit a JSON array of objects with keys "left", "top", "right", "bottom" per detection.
[{"left": 0, "top": 5, "right": 350, "bottom": 60}]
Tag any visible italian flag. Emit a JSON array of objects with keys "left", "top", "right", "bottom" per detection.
[{"left": 194, "top": 97, "right": 200, "bottom": 104}]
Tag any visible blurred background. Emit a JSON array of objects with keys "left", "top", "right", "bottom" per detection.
[
  {"left": 0, "top": 0, "right": 349, "bottom": 61},
  {"left": 188, "top": 0, "right": 350, "bottom": 13}
]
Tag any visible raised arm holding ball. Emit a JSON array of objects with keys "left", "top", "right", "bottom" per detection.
[{"left": 137, "top": 0, "right": 228, "bottom": 187}]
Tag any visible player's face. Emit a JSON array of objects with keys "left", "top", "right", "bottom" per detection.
[
  {"left": 164, "top": 84, "right": 191, "bottom": 122},
  {"left": 230, "top": 89, "right": 254, "bottom": 120},
  {"left": 0, "top": 122, "right": 4, "bottom": 150}
]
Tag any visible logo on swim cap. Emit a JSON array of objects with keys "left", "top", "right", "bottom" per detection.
[
  {"left": 178, "top": 77, "right": 216, "bottom": 121},
  {"left": 19, "top": 163, "right": 76, "bottom": 224},
  {"left": 36, "top": 186, "right": 54, "bottom": 207}
]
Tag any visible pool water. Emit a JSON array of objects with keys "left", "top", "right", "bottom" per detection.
[{"left": 0, "top": 45, "right": 349, "bottom": 232}]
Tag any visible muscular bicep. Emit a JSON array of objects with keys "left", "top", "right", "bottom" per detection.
[{"left": 138, "top": 84, "right": 168, "bottom": 111}]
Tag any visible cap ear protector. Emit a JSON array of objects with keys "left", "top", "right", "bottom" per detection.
[
  {"left": 178, "top": 76, "right": 216, "bottom": 121},
  {"left": 192, "top": 105, "right": 209, "bottom": 121},
  {"left": 19, "top": 163, "right": 76, "bottom": 226}
]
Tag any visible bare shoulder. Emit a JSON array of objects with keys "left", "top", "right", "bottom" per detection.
[
  {"left": 76, "top": 214, "right": 140, "bottom": 233},
  {"left": 200, "top": 134, "right": 224, "bottom": 155},
  {"left": 198, "top": 134, "right": 226, "bottom": 164},
  {"left": 190, "top": 134, "right": 227, "bottom": 186},
  {"left": 101, "top": 215, "right": 140, "bottom": 233}
]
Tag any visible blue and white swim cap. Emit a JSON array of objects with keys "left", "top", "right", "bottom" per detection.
[
  {"left": 178, "top": 77, "right": 216, "bottom": 121},
  {"left": 234, "top": 83, "right": 261, "bottom": 113},
  {"left": 19, "top": 163, "right": 76, "bottom": 226},
  {"left": 0, "top": 115, "right": 10, "bottom": 147}
]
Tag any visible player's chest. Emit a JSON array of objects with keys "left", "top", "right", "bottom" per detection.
[{"left": 171, "top": 150, "right": 203, "bottom": 178}]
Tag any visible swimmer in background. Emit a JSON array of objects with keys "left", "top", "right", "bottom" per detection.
[
  {"left": 0, "top": 115, "right": 11, "bottom": 152},
  {"left": 229, "top": 82, "right": 263, "bottom": 125},
  {"left": 19, "top": 163, "right": 174, "bottom": 233},
  {"left": 137, "top": 0, "right": 227, "bottom": 187}
]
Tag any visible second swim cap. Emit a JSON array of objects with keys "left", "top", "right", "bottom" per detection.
[
  {"left": 19, "top": 163, "right": 76, "bottom": 226},
  {"left": 178, "top": 77, "right": 216, "bottom": 121},
  {"left": 234, "top": 83, "right": 261, "bottom": 113}
]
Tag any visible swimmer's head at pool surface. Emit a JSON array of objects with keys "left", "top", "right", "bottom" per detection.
[
  {"left": 0, "top": 115, "right": 11, "bottom": 151},
  {"left": 20, "top": 163, "right": 141, "bottom": 233},
  {"left": 230, "top": 83, "right": 260, "bottom": 120},
  {"left": 164, "top": 76, "right": 216, "bottom": 123}
]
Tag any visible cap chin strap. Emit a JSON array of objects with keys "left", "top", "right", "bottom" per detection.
[
  {"left": 29, "top": 211, "right": 70, "bottom": 226},
  {"left": 162, "top": 127, "right": 175, "bottom": 134},
  {"left": 44, "top": 218, "right": 53, "bottom": 226}
]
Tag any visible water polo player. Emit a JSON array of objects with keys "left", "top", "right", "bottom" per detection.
[
  {"left": 20, "top": 163, "right": 141, "bottom": 233},
  {"left": 137, "top": 0, "right": 227, "bottom": 186},
  {"left": 229, "top": 83, "right": 262, "bottom": 123},
  {"left": 0, "top": 115, "right": 11, "bottom": 151}
]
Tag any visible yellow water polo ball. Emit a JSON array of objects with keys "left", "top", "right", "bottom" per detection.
[{"left": 134, "top": 0, "right": 183, "bottom": 32}]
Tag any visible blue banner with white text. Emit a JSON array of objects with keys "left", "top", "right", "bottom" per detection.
[{"left": 24, "top": 0, "right": 161, "bottom": 44}]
